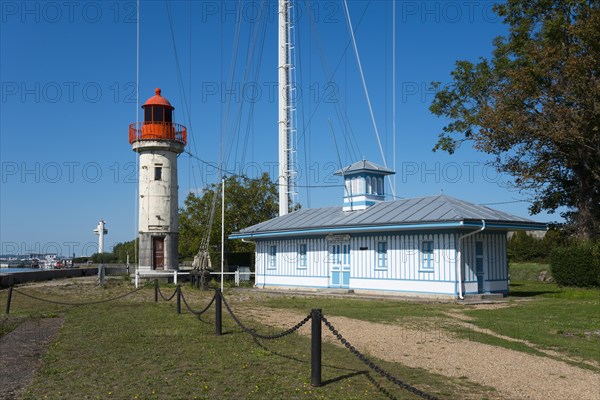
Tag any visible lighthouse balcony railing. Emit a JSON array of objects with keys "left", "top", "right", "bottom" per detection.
[{"left": 129, "top": 122, "right": 187, "bottom": 145}]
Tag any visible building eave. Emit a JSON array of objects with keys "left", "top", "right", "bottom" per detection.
[
  {"left": 229, "top": 220, "right": 547, "bottom": 240},
  {"left": 461, "top": 220, "right": 547, "bottom": 231}
]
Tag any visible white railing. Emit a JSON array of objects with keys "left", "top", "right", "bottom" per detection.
[
  {"left": 209, "top": 271, "right": 256, "bottom": 286},
  {"left": 134, "top": 269, "right": 255, "bottom": 288}
]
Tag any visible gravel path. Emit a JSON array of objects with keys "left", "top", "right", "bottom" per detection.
[
  {"left": 0, "top": 318, "right": 64, "bottom": 400},
  {"left": 242, "top": 306, "right": 600, "bottom": 400}
]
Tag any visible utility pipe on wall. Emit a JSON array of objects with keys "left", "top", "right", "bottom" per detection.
[{"left": 457, "top": 219, "right": 486, "bottom": 300}]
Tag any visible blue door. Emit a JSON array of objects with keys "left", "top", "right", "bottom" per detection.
[
  {"left": 330, "top": 244, "right": 350, "bottom": 288},
  {"left": 330, "top": 244, "right": 341, "bottom": 287},
  {"left": 475, "top": 241, "right": 484, "bottom": 293},
  {"left": 341, "top": 244, "right": 350, "bottom": 287}
]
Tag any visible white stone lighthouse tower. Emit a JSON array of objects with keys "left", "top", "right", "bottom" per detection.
[{"left": 129, "top": 88, "right": 186, "bottom": 271}]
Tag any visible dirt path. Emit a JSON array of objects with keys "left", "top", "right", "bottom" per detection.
[
  {"left": 241, "top": 306, "right": 600, "bottom": 400},
  {"left": 0, "top": 318, "right": 64, "bottom": 400},
  {"left": 442, "top": 310, "right": 600, "bottom": 370}
]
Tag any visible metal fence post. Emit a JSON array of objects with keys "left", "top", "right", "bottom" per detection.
[
  {"left": 5, "top": 286, "right": 14, "bottom": 315},
  {"left": 311, "top": 308, "right": 322, "bottom": 387},
  {"left": 154, "top": 279, "right": 158, "bottom": 303},
  {"left": 176, "top": 285, "right": 181, "bottom": 314},
  {"left": 215, "top": 289, "right": 222, "bottom": 336}
]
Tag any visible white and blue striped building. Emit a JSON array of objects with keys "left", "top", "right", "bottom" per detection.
[{"left": 230, "top": 160, "right": 546, "bottom": 298}]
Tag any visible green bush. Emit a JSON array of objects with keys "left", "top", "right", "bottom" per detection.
[
  {"left": 508, "top": 231, "right": 548, "bottom": 262},
  {"left": 90, "top": 252, "right": 119, "bottom": 264},
  {"left": 508, "top": 227, "right": 572, "bottom": 263},
  {"left": 550, "top": 242, "right": 600, "bottom": 287}
]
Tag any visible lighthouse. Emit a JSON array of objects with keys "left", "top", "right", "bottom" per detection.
[
  {"left": 93, "top": 219, "right": 108, "bottom": 253},
  {"left": 129, "top": 88, "right": 186, "bottom": 271}
]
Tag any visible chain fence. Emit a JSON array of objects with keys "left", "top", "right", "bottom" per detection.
[
  {"left": 321, "top": 315, "right": 440, "bottom": 400},
  {"left": 4, "top": 279, "right": 439, "bottom": 399},
  {"left": 11, "top": 287, "right": 145, "bottom": 307},
  {"left": 180, "top": 290, "right": 216, "bottom": 316},
  {"left": 157, "top": 286, "right": 178, "bottom": 302},
  {"left": 221, "top": 293, "right": 312, "bottom": 340}
]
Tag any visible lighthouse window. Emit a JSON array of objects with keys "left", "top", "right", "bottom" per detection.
[
  {"left": 153, "top": 107, "right": 164, "bottom": 122},
  {"left": 154, "top": 166, "right": 162, "bottom": 181},
  {"left": 164, "top": 108, "right": 173, "bottom": 123},
  {"left": 144, "top": 107, "right": 152, "bottom": 122}
]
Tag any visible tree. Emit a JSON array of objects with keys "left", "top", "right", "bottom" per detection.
[
  {"left": 508, "top": 231, "right": 545, "bottom": 262},
  {"left": 90, "top": 252, "right": 118, "bottom": 264},
  {"left": 178, "top": 173, "right": 279, "bottom": 268},
  {"left": 430, "top": 0, "right": 600, "bottom": 238},
  {"left": 112, "top": 239, "right": 138, "bottom": 263}
]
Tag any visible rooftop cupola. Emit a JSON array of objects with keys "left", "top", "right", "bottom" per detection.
[
  {"left": 128, "top": 88, "right": 186, "bottom": 147},
  {"left": 335, "top": 160, "right": 395, "bottom": 211}
]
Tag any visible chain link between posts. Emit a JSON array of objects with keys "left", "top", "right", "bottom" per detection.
[
  {"left": 180, "top": 290, "right": 216, "bottom": 316},
  {"left": 12, "top": 287, "right": 145, "bottom": 306},
  {"left": 221, "top": 294, "right": 311, "bottom": 340},
  {"left": 157, "top": 286, "right": 178, "bottom": 302},
  {"left": 321, "top": 315, "right": 440, "bottom": 400}
]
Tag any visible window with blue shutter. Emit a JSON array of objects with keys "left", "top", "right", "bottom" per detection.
[
  {"left": 298, "top": 244, "right": 307, "bottom": 268},
  {"left": 421, "top": 240, "right": 434, "bottom": 270},
  {"left": 268, "top": 245, "right": 277, "bottom": 270},
  {"left": 376, "top": 241, "right": 387, "bottom": 270}
]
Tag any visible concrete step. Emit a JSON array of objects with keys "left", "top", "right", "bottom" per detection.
[
  {"left": 463, "top": 292, "right": 505, "bottom": 301},
  {"left": 319, "top": 288, "right": 355, "bottom": 295}
]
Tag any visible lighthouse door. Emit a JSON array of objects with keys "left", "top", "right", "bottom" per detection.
[{"left": 153, "top": 237, "right": 165, "bottom": 270}]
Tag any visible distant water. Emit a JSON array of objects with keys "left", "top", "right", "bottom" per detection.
[{"left": 0, "top": 268, "right": 42, "bottom": 274}]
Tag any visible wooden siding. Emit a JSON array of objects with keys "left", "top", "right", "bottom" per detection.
[
  {"left": 462, "top": 233, "right": 508, "bottom": 282},
  {"left": 462, "top": 232, "right": 508, "bottom": 293},
  {"left": 254, "top": 231, "right": 508, "bottom": 295},
  {"left": 349, "top": 232, "right": 456, "bottom": 283},
  {"left": 256, "top": 237, "right": 329, "bottom": 279}
]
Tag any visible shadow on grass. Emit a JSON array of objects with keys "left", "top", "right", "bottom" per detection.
[
  {"left": 508, "top": 283, "right": 560, "bottom": 298},
  {"left": 509, "top": 290, "right": 558, "bottom": 298},
  {"left": 250, "top": 337, "right": 399, "bottom": 400},
  {"left": 322, "top": 370, "right": 367, "bottom": 385}
]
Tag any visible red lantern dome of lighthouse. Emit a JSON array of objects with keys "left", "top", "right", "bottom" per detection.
[
  {"left": 129, "top": 88, "right": 186, "bottom": 146},
  {"left": 142, "top": 88, "right": 174, "bottom": 109}
]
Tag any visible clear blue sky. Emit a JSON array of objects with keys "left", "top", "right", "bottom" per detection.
[{"left": 0, "top": 1, "right": 557, "bottom": 257}]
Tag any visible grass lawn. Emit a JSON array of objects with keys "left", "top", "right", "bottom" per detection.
[
  {"left": 0, "top": 281, "right": 497, "bottom": 399},
  {"left": 256, "top": 264, "right": 600, "bottom": 368},
  {"left": 256, "top": 296, "right": 459, "bottom": 324},
  {"left": 508, "top": 262, "right": 552, "bottom": 281},
  {"left": 464, "top": 280, "right": 600, "bottom": 367}
]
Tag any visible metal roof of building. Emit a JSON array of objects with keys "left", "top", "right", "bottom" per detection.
[
  {"left": 334, "top": 160, "right": 395, "bottom": 176},
  {"left": 231, "top": 194, "right": 547, "bottom": 239}
]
